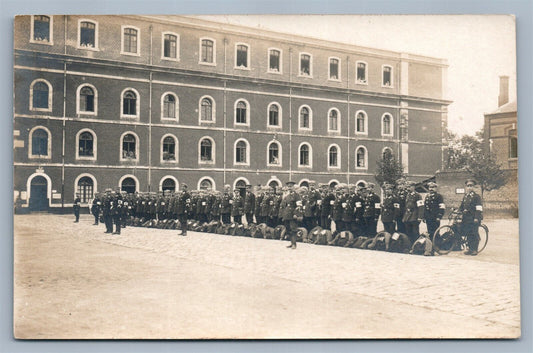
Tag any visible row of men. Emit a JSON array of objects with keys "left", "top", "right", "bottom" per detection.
[{"left": 80, "top": 177, "right": 482, "bottom": 254}]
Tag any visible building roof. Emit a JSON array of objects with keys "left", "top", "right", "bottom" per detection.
[{"left": 486, "top": 101, "right": 517, "bottom": 115}]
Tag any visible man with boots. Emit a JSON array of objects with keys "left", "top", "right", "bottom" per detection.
[{"left": 459, "top": 179, "right": 483, "bottom": 255}]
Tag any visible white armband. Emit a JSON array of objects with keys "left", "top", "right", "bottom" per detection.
[
  {"left": 420, "top": 237, "right": 426, "bottom": 244},
  {"left": 229, "top": 200, "right": 233, "bottom": 204},
  {"left": 142, "top": 201, "right": 145, "bottom": 205},
  {"left": 416, "top": 200, "right": 424, "bottom": 207},
  {"left": 342, "top": 203, "right": 347, "bottom": 208},
  {"left": 355, "top": 202, "right": 362, "bottom": 208},
  {"left": 321, "top": 230, "right": 327, "bottom": 235},
  {"left": 475, "top": 205, "right": 483, "bottom": 211},
  {"left": 161, "top": 202, "right": 165, "bottom": 205},
  {"left": 439, "top": 203, "right": 445, "bottom": 209},
  {"left": 375, "top": 203, "right": 381, "bottom": 209},
  {"left": 392, "top": 232, "right": 400, "bottom": 241},
  {"left": 202, "top": 202, "right": 206, "bottom": 206},
  {"left": 317, "top": 200, "right": 322, "bottom": 205},
  {"left": 330, "top": 201, "right": 335, "bottom": 205},
  {"left": 393, "top": 203, "right": 400, "bottom": 209}
]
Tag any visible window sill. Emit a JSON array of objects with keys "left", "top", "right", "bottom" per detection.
[
  {"left": 328, "top": 78, "right": 341, "bottom": 82},
  {"left": 199, "top": 160, "right": 215, "bottom": 165},
  {"left": 199, "top": 61, "right": 216, "bottom": 66},
  {"left": 356, "top": 81, "right": 368, "bottom": 85},
  {"left": 30, "top": 39, "right": 54, "bottom": 46},
  {"left": 77, "top": 46, "right": 99, "bottom": 52},
  {"left": 234, "top": 66, "right": 251, "bottom": 71},
  {"left": 29, "top": 155, "right": 51, "bottom": 160},
  {"left": 120, "top": 115, "right": 140, "bottom": 119},
  {"left": 298, "top": 74, "right": 313, "bottom": 78},
  {"left": 267, "top": 70, "right": 282, "bottom": 75},
  {"left": 120, "top": 51, "right": 141, "bottom": 57},
  {"left": 76, "top": 156, "right": 97, "bottom": 161},
  {"left": 161, "top": 56, "right": 180, "bottom": 62},
  {"left": 77, "top": 111, "right": 97, "bottom": 116},
  {"left": 30, "top": 108, "right": 52, "bottom": 113}
]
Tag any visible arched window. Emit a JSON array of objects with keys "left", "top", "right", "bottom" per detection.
[
  {"left": 510, "top": 136, "right": 518, "bottom": 158},
  {"left": 31, "top": 128, "right": 49, "bottom": 157},
  {"left": 79, "top": 86, "right": 95, "bottom": 113},
  {"left": 268, "top": 142, "right": 280, "bottom": 166},
  {"left": 299, "top": 106, "right": 311, "bottom": 130},
  {"left": 235, "top": 100, "right": 247, "bottom": 125},
  {"left": 161, "top": 178, "right": 176, "bottom": 192},
  {"left": 382, "top": 113, "right": 393, "bottom": 136},
  {"left": 122, "top": 134, "right": 137, "bottom": 160},
  {"left": 32, "top": 81, "right": 49, "bottom": 110},
  {"left": 199, "top": 178, "right": 213, "bottom": 191},
  {"left": 200, "top": 97, "right": 213, "bottom": 122},
  {"left": 121, "top": 177, "right": 136, "bottom": 193},
  {"left": 356, "top": 146, "right": 367, "bottom": 169},
  {"left": 329, "top": 109, "right": 339, "bottom": 131},
  {"left": 200, "top": 138, "right": 213, "bottom": 162},
  {"left": 329, "top": 145, "right": 338, "bottom": 167},
  {"left": 162, "top": 94, "right": 176, "bottom": 119},
  {"left": 382, "top": 147, "right": 393, "bottom": 159},
  {"left": 268, "top": 180, "right": 281, "bottom": 190},
  {"left": 356, "top": 111, "right": 367, "bottom": 134},
  {"left": 235, "top": 140, "right": 247, "bottom": 164},
  {"left": 78, "top": 131, "right": 94, "bottom": 157},
  {"left": 299, "top": 144, "right": 311, "bottom": 166},
  {"left": 162, "top": 136, "right": 176, "bottom": 161},
  {"left": 268, "top": 104, "right": 280, "bottom": 127},
  {"left": 122, "top": 90, "right": 137, "bottom": 116},
  {"left": 77, "top": 176, "right": 94, "bottom": 203}
]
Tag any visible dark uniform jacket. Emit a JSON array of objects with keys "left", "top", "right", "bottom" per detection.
[
  {"left": 402, "top": 191, "right": 424, "bottom": 222},
  {"left": 460, "top": 191, "right": 483, "bottom": 223},
  {"left": 331, "top": 193, "right": 344, "bottom": 221},
  {"left": 381, "top": 194, "right": 400, "bottom": 223},
  {"left": 220, "top": 193, "right": 233, "bottom": 214},
  {"left": 351, "top": 193, "right": 365, "bottom": 221},
  {"left": 305, "top": 189, "right": 321, "bottom": 217},
  {"left": 254, "top": 193, "right": 264, "bottom": 217},
  {"left": 260, "top": 194, "right": 273, "bottom": 218},
  {"left": 243, "top": 191, "right": 255, "bottom": 214},
  {"left": 341, "top": 193, "right": 356, "bottom": 222},
  {"left": 91, "top": 197, "right": 101, "bottom": 215},
  {"left": 363, "top": 192, "right": 381, "bottom": 220},
  {"left": 271, "top": 194, "right": 282, "bottom": 219},
  {"left": 320, "top": 192, "right": 335, "bottom": 218},
  {"left": 231, "top": 194, "right": 244, "bottom": 217},
  {"left": 176, "top": 191, "right": 191, "bottom": 215},
  {"left": 424, "top": 192, "right": 445, "bottom": 220},
  {"left": 280, "top": 191, "right": 300, "bottom": 222}
]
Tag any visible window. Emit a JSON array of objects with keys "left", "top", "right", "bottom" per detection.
[
  {"left": 163, "top": 33, "right": 178, "bottom": 60},
  {"left": 235, "top": 140, "right": 248, "bottom": 165},
  {"left": 199, "top": 178, "right": 213, "bottom": 191},
  {"left": 356, "top": 61, "right": 367, "bottom": 84},
  {"left": 235, "top": 100, "right": 248, "bottom": 125},
  {"left": 268, "top": 49, "right": 281, "bottom": 73},
  {"left": 383, "top": 65, "right": 392, "bottom": 87},
  {"left": 510, "top": 136, "right": 518, "bottom": 158},
  {"left": 355, "top": 111, "right": 367, "bottom": 134},
  {"left": 299, "top": 144, "right": 311, "bottom": 167},
  {"left": 382, "top": 113, "right": 393, "bottom": 136},
  {"left": 162, "top": 93, "right": 177, "bottom": 120},
  {"left": 329, "top": 58, "right": 340, "bottom": 80},
  {"left": 161, "top": 178, "right": 176, "bottom": 192},
  {"left": 78, "top": 85, "right": 95, "bottom": 114},
  {"left": 268, "top": 103, "right": 280, "bottom": 127},
  {"left": 78, "top": 131, "right": 94, "bottom": 157},
  {"left": 77, "top": 176, "right": 94, "bottom": 203},
  {"left": 200, "top": 38, "right": 215, "bottom": 64},
  {"left": 300, "top": 53, "right": 311, "bottom": 76},
  {"left": 122, "top": 134, "right": 137, "bottom": 160},
  {"left": 268, "top": 142, "right": 281, "bottom": 166},
  {"left": 299, "top": 106, "right": 312, "bottom": 130},
  {"left": 236, "top": 44, "right": 249, "bottom": 68},
  {"left": 122, "top": 26, "right": 139, "bottom": 55},
  {"left": 200, "top": 96, "right": 215, "bottom": 122},
  {"left": 162, "top": 136, "right": 176, "bottom": 162},
  {"left": 121, "top": 89, "right": 138, "bottom": 117},
  {"left": 31, "top": 80, "right": 50, "bottom": 110},
  {"left": 328, "top": 109, "right": 340, "bottom": 132},
  {"left": 382, "top": 147, "right": 393, "bottom": 159},
  {"left": 79, "top": 21, "right": 96, "bottom": 49},
  {"left": 356, "top": 146, "right": 367, "bottom": 169},
  {"left": 329, "top": 145, "right": 339, "bottom": 168},
  {"left": 32, "top": 15, "right": 51, "bottom": 43},
  {"left": 200, "top": 138, "right": 213, "bottom": 163},
  {"left": 30, "top": 128, "right": 49, "bottom": 157},
  {"left": 121, "top": 177, "right": 137, "bottom": 193}
]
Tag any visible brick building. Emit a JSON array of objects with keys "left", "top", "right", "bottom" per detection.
[{"left": 13, "top": 15, "right": 450, "bottom": 210}]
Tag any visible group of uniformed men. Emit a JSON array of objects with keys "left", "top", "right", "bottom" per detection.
[{"left": 84, "top": 177, "right": 483, "bottom": 255}]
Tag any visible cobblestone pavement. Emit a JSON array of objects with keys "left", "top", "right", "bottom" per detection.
[{"left": 14, "top": 215, "right": 520, "bottom": 339}]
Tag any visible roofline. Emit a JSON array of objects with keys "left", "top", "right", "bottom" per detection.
[{"left": 126, "top": 15, "right": 448, "bottom": 67}]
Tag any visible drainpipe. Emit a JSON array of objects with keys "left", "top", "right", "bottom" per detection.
[
  {"left": 288, "top": 48, "right": 293, "bottom": 181},
  {"left": 147, "top": 25, "right": 153, "bottom": 192},
  {"left": 223, "top": 38, "right": 228, "bottom": 186},
  {"left": 61, "top": 17, "right": 67, "bottom": 209},
  {"left": 346, "top": 55, "right": 350, "bottom": 184}
]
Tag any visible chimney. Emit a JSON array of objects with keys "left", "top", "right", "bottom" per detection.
[{"left": 498, "top": 76, "right": 509, "bottom": 107}]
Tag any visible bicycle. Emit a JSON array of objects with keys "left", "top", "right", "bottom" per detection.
[{"left": 432, "top": 208, "right": 489, "bottom": 255}]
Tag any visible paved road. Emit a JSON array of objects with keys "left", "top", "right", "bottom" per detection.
[{"left": 14, "top": 215, "right": 520, "bottom": 339}]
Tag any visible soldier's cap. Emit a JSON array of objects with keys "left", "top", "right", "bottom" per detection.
[
  {"left": 299, "top": 186, "right": 308, "bottom": 192},
  {"left": 224, "top": 184, "right": 231, "bottom": 189},
  {"left": 465, "top": 178, "right": 477, "bottom": 186},
  {"left": 427, "top": 182, "right": 438, "bottom": 187},
  {"left": 286, "top": 181, "right": 296, "bottom": 186}
]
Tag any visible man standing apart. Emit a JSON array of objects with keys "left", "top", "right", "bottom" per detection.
[
  {"left": 73, "top": 194, "right": 81, "bottom": 223},
  {"left": 177, "top": 184, "right": 191, "bottom": 236},
  {"left": 402, "top": 181, "right": 424, "bottom": 243},
  {"left": 459, "top": 179, "right": 483, "bottom": 256}
]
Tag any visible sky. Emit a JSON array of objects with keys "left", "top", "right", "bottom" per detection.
[{"left": 196, "top": 15, "right": 517, "bottom": 136}]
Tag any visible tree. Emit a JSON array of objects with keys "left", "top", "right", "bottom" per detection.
[
  {"left": 444, "top": 128, "right": 507, "bottom": 198},
  {"left": 374, "top": 149, "right": 404, "bottom": 187}
]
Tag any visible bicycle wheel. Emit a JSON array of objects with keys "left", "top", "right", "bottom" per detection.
[
  {"left": 476, "top": 224, "right": 489, "bottom": 253},
  {"left": 432, "top": 225, "right": 458, "bottom": 255}
]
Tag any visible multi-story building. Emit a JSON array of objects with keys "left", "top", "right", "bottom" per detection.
[{"left": 13, "top": 15, "right": 450, "bottom": 210}]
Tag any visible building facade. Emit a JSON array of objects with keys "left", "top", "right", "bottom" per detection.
[{"left": 14, "top": 15, "right": 450, "bottom": 210}]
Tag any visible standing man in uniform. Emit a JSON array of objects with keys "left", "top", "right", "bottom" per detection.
[
  {"left": 243, "top": 184, "right": 256, "bottom": 225},
  {"left": 103, "top": 189, "right": 113, "bottom": 234},
  {"left": 220, "top": 184, "right": 232, "bottom": 225},
  {"left": 231, "top": 188, "right": 244, "bottom": 224},
  {"left": 402, "top": 181, "right": 424, "bottom": 244},
  {"left": 459, "top": 179, "right": 483, "bottom": 255},
  {"left": 73, "top": 194, "right": 81, "bottom": 223},
  {"left": 281, "top": 181, "right": 301, "bottom": 249},
  {"left": 320, "top": 184, "right": 334, "bottom": 230},
  {"left": 381, "top": 184, "right": 400, "bottom": 234},
  {"left": 423, "top": 182, "right": 445, "bottom": 237},
  {"left": 177, "top": 184, "right": 191, "bottom": 236},
  {"left": 91, "top": 193, "right": 101, "bottom": 225},
  {"left": 362, "top": 183, "right": 381, "bottom": 237}
]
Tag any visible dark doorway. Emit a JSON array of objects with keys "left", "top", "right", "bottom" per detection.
[
  {"left": 235, "top": 179, "right": 246, "bottom": 198},
  {"left": 29, "top": 176, "right": 49, "bottom": 211},
  {"left": 121, "top": 177, "right": 136, "bottom": 194}
]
